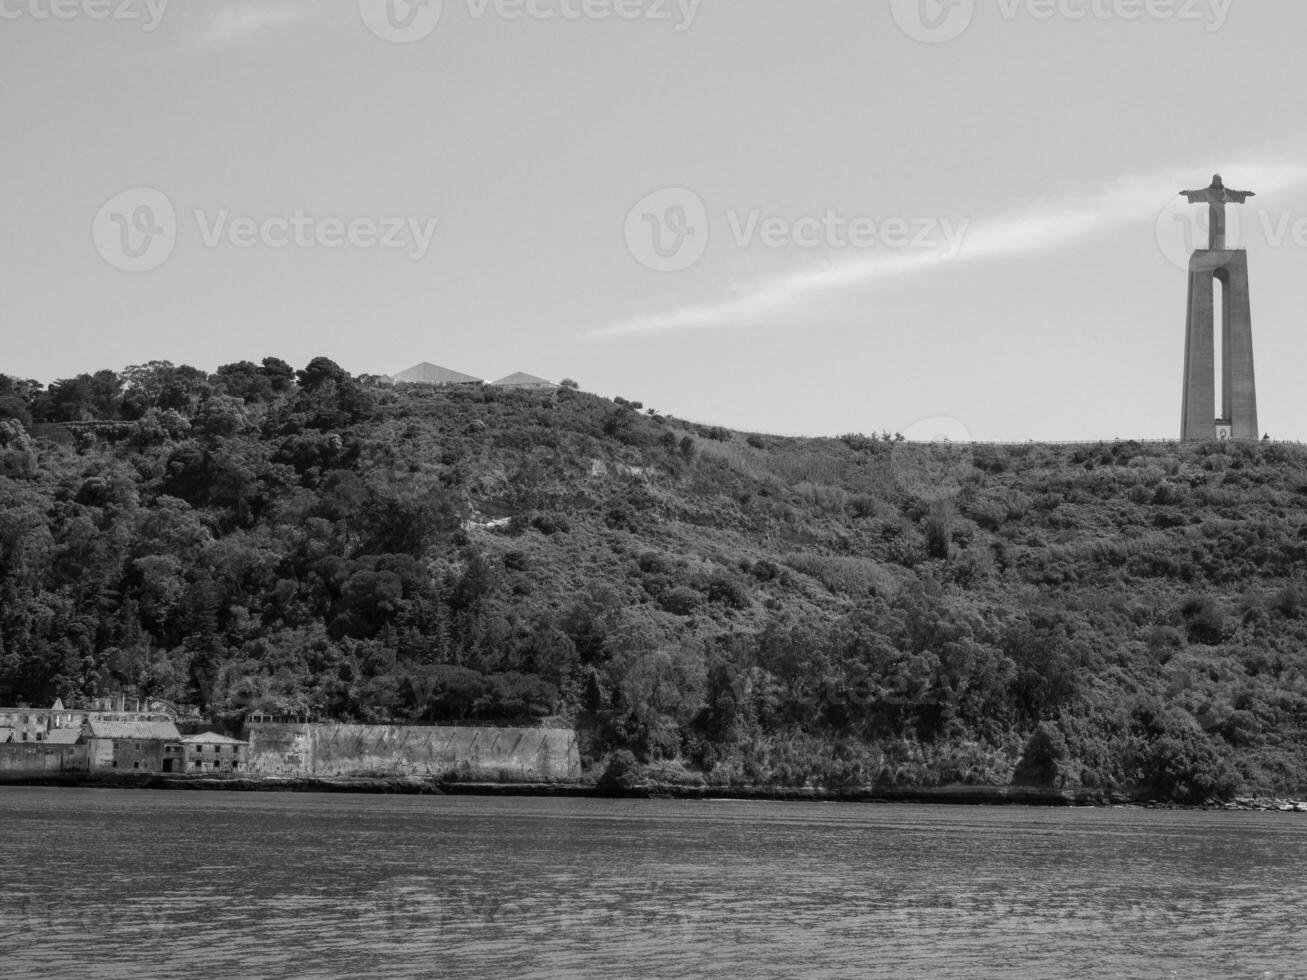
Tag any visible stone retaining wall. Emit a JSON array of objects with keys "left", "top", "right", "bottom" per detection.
[{"left": 243, "top": 723, "right": 581, "bottom": 781}]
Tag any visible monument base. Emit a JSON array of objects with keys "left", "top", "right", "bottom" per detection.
[{"left": 1181, "top": 249, "right": 1258, "bottom": 442}]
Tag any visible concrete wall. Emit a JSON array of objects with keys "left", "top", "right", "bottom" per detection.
[
  {"left": 244, "top": 723, "right": 581, "bottom": 781},
  {"left": 0, "top": 743, "right": 87, "bottom": 773}
]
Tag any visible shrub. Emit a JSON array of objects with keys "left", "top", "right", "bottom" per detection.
[
  {"left": 638, "top": 551, "right": 672, "bottom": 574},
  {"left": 1145, "top": 731, "right": 1239, "bottom": 802},
  {"left": 1180, "top": 596, "right": 1227, "bottom": 645},
  {"left": 795, "top": 482, "right": 848, "bottom": 515},
  {"left": 605, "top": 503, "right": 638, "bottom": 530},
  {"left": 1274, "top": 586, "right": 1303, "bottom": 619},
  {"left": 849, "top": 494, "right": 878, "bottom": 519},
  {"left": 703, "top": 574, "right": 749, "bottom": 609},
  {"left": 924, "top": 500, "right": 955, "bottom": 559},
  {"left": 660, "top": 586, "right": 702, "bottom": 616},
  {"left": 782, "top": 554, "right": 893, "bottom": 596},
  {"left": 597, "top": 750, "right": 645, "bottom": 792},
  {"left": 531, "top": 512, "right": 571, "bottom": 535}
]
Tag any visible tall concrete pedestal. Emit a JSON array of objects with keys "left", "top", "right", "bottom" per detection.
[{"left": 1181, "top": 248, "right": 1258, "bottom": 442}]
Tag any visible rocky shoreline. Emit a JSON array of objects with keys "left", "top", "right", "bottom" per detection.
[
  {"left": 1220, "top": 797, "right": 1307, "bottom": 812},
  {"left": 3, "top": 771, "right": 1306, "bottom": 810}
]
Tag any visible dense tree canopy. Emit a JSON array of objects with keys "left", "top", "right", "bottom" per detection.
[{"left": 3, "top": 358, "right": 1307, "bottom": 801}]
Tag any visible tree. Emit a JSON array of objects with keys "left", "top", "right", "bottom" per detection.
[
  {"left": 88, "top": 370, "right": 124, "bottom": 418},
  {"left": 0, "top": 420, "right": 36, "bottom": 478},
  {"left": 261, "top": 357, "right": 296, "bottom": 394},
  {"left": 122, "top": 362, "right": 211, "bottom": 417},
  {"left": 296, "top": 357, "right": 350, "bottom": 391},
  {"left": 44, "top": 375, "right": 95, "bottom": 421},
  {"left": 925, "top": 499, "right": 955, "bottom": 560},
  {"left": 215, "top": 361, "right": 274, "bottom": 403},
  {"left": 1013, "top": 721, "right": 1071, "bottom": 787},
  {"left": 0, "top": 395, "right": 31, "bottom": 428}
]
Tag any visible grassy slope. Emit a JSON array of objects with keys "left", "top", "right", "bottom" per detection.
[{"left": 372, "top": 387, "right": 1307, "bottom": 799}]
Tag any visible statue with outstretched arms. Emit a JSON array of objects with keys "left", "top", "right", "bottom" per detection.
[{"left": 1180, "top": 174, "right": 1256, "bottom": 250}]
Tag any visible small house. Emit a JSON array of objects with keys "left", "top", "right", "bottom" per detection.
[{"left": 180, "top": 733, "right": 248, "bottom": 773}]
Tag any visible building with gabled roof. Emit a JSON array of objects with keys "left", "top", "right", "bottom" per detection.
[
  {"left": 84, "top": 720, "right": 181, "bottom": 741},
  {"left": 391, "top": 362, "right": 484, "bottom": 386},
  {"left": 83, "top": 719, "right": 183, "bottom": 773},
  {"left": 180, "top": 732, "right": 249, "bottom": 773},
  {"left": 490, "top": 372, "right": 559, "bottom": 391}
]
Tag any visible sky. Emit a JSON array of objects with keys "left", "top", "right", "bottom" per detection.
[{"left": 3, "top": 0, "right": 1307, "bottom": 441}]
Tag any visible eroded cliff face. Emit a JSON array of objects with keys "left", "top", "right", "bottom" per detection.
[{"left": 244, "top": 723, "right": 580, "bottom": 781}]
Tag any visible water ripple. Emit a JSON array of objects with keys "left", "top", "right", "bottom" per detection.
[{"left": 2, "top": 790, "right": 1306, "bottom": 979}]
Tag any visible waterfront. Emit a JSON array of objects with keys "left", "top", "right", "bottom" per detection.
[{"left": 2, "top": 788, "right": 1304, "bottom": 979}]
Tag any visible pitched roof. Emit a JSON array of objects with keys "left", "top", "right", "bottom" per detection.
[
  {"left": 490, "top": 372, "right": 558, "bottom": 388},
  {"left": 84, "top": 720, "right": 181, "bottom": 741},
  {"left": 391, "top": 363, "right": 483, "bottom": 386},
  {"left": 45, "top": 728, "right": 82, "bottom": 745},
  {"left": 181, "top": 732, "right": 248, "bottom": 746}
]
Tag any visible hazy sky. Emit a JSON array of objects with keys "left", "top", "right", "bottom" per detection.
[{"left": 4, "top": 0, "right": 1307, "bottom": 440}]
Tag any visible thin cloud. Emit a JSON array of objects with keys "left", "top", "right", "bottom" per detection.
[
  {"left": 197, "top": 1, "right": 341, "bottom": 48},
  {"left": 594, "top": 157, "right": 1307, "bottom": 339}
]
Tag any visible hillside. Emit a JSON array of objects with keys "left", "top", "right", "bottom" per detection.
[{"left": 3, "top": 359, "right": 1307, "bottom": 802}]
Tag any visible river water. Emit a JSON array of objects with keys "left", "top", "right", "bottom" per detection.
[{"left": 1, "top": 787, "right": 1304, "bottom": 979}]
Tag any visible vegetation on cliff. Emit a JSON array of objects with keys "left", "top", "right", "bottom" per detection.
[{"left": 3, "top": 359, "right": 1307, "bottom": 802}]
